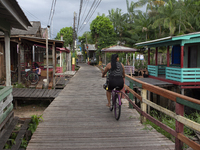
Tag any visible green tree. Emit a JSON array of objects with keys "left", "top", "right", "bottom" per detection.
[
  {"left": 90, "top": 14, "right": 116, "bottom": 63},
  {"left": 133, "top": 10, "right": 152, "bottom": 40},
  {"left": 55, "top": 27, "right": 73, "bottom": 47},
  {"left": 78, "top": 31, "right": 94, "bottom": 60}
]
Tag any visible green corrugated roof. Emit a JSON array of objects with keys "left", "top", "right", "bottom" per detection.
[{"left": 135, "top": 32, "right": 200, "bottom": 47}]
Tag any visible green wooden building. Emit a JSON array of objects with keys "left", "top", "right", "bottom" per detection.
[{"left": 136, "top": 32, "right": 200, "bottom": 89}]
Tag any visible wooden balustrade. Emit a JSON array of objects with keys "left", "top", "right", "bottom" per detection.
[
  {"left": 0, "top": 86, "right": 13, "bottom": 126},
  {"left": 124, "top": 74, "right": 200, "bottom": 150}
]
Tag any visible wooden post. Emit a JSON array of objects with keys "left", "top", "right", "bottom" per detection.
[
  {"left": 126, "top": 53, "right": 127, "bottom": 65},
  {"left": 181, "top": 46, "right": 184, "bottom": 68},
  {"left": 175, "top": 89, "right": 184, "bottom": 150},
  {"left": 33, "top": 45, "right": 35, "bottom": 63},
  {"left": 141, "top": 89, "right": 147, "bottom": 123},
  {"left": 105, "top": 52, "right": 106, "bottom": 65},
  {"left": 148, "top": 48, "right": 150, "bottom": 65},
  {"left": 129, "top": 82, "right": 133, "bottom": 109},
  {"left": 46, "top": 27, "right": 49, "bottom": 87},
  {"left": 17, "top": 40, "right": 21, "bottom": 83},
  {"left": 167, "top": 46, "right": 170, "bottom": 67},
  {"left": 147, "top": 91, "right": 151, "bottom": 114},
  {"left": 5, "top": 31, "right": 11, "bottom": 86},
  {"left": 155, "top": 47, "right": 158, "bottom": 65},
  {"left": 52, "top": 42, "right": 55, "bottom": 89},
  {"left": 60, "top": 51, "right": 62, "bottom": 67}
]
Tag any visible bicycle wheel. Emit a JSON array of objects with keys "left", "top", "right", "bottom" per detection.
[
  {"left": 28, "top": 72, "right": 39, "bottom": 84},
  {"left": 114, "top": 94, "right": 121, "bottom": 120},
  {"left": 110, "top": 93, "right": 113, "bottom": 111}
]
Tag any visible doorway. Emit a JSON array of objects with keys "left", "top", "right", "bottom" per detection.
[{"left": 188, "top": 46, "right": 198, "bottom": 68}]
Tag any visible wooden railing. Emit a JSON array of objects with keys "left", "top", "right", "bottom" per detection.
[
  {"left": 166, "top": 67, "right": 200, "bottom": 83},
  {"left": 124, "top": 66, "right": 134, "bottom": 75},
  {"left": 148, "top": 65, "right": 158, "bottom": 77},
  {"left": 0, "top": 86, "right": 13, "bottom": 125},
  {"left": 124, "top": 75, "right": 200, "bottom": 150},
  {"left": 149, "top": 65, "right": 181, "bottom": 77}
]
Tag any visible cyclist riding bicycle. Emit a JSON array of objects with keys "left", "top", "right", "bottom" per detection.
[{"left": 102, "top": 54, "right": 125, "bottom": 107}]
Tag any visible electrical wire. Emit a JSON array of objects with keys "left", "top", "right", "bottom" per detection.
[
  {"left": 49, "top": 0, "right": 57, "bottom": 27},
  {"left": 79, "top": 0, "right": 90, "bottom": 27},
  {"left": 48, "top": 0, "right": 56, "bottom": 26},
  {"left": 77, "top": 0, "right": 83, "bottom": 33},
  {"left": 78, "top": 0, "right": 97, "bottom": 33},
  {"left": 78, "top": 0, "right": 102, "bottom": 34}
]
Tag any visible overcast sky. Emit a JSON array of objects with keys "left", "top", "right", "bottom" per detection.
[{"left": 17, "top": 0, "right": 145, "bottom": 38}]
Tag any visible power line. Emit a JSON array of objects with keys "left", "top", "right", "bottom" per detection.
[
  {"left": 77, "top": 0, "right": 83, "bottom": 34},
  {"left": 78, "top": 0, "right": 102, "bottom": 34},
  {"left": 78, "top": 0, "right": 97, "bottom": 33},
  {"left": 80, "top": 0, "right": 90, "bottom": 25},
  {"left": 50, "top": 0, "right": 57, "bottom": 27},
  {"left": 48, "top": 0, "right": 56, "bottom": 25}
]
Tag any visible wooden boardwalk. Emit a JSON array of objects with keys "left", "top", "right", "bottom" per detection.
[
  {"left": 27, "top": 63, "right": 175, "bottom": 150},
  {"left": 12, "top": 88, "right": 62, "bottom": 100}
]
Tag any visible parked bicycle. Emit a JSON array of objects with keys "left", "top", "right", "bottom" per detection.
[
  {"left": 109, "top": 87, "right": 122, "bottom": 120},
  {"left": 11, "top": 68, "right": 39, "bottom": 85}
]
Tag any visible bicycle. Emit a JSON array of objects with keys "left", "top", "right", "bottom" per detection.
[
  {"left": 11, "top": 68, "right": 39, "bottom": 85},
  {"left": 110, "top": 87, "right": 122, "bottom": 120}
]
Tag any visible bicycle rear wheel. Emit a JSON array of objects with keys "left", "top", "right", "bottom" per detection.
[
  {"left": 114, "top": 94, "right": 121, "bottom": 120},
  {"left": 28, "top": 72, "right": 39, "bottom": 84},
  {"left": 110, "top": 94, "right": 113, "bottom": 111}
]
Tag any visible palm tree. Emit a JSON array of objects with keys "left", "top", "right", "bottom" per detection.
[
  {"left": 133, "top": 11, "right": 152, "bottom": 40},
  {"left": 108, "top": 8, "right": 126, "bottom": 45}
]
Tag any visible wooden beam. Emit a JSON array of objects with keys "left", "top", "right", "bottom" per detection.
[
  {"left": 17, "top": 39, "right": 21, "bottom": 83},
  {"left": 178, "top": 133, "right": 200, "bottom": 150},
  {"left": 52, "top": 42, "right": 55, "bottom": 89},
  {"left": 141, "top": 89, "right": 147, "bottom": 123},
  {"left": 46, "top": 28, "right": 49, "bottom": 87},
  {"left": 125, "top": 75, "right": 200, "bottom": 105},
  {"left": 181, "top": 46, "right": 184, "bottom": 68},
  {"left": 148, "top": 48, "right": 150, "bottom": 65},
  {"left": 155, "top": 47, "right": 158, "bottom": 65},
  {"left": 5, "top": 31, "right": 11, "bottom": 86},
  {"left": 167, "top": 46, "right": 170, "bottom": 67},
  {"left": 124, "top": 84, "right": 142, "bottom": 101},
  {"left": 122, "top": 92, "right": 177, "bottom": 137},
  {"left": 175, "top": 102, "right": 184, "bottom": 149}
]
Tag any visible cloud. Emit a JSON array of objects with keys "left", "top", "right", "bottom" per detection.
[{"left": 17, "top": 0, "right": 143, "bottom": 38}]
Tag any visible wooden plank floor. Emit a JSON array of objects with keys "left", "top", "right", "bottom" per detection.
[
  {"left": 27, "top": 63, "right": 175, "bottom": 150},
  {"left": 12, "top": 88, "right": 62, "bottom": 100}
]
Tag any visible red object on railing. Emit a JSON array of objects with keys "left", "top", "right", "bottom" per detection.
[
  {"left": 181, "top": 46, "right": 184, "bottom": 68},
  {"left": 167, "top": 46, "right": 170, "bottom": 67},
  {"left": 155, "top": 47, "right": 158, "bottom": 66}
]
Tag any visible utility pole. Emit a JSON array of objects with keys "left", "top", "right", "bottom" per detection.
[
  {"left": 85, "top": 35, "right": 89, "bottom": 65},
  {"left": 72, "top": 12, "right": 76, "bottom": 71},
  {"left": 46, "top": 25, "right": 50, "bottom": 87}
]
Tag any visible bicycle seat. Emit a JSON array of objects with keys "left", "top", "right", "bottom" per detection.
[{"left": 114, "top": 86, "right": 121, "bottom": 91}]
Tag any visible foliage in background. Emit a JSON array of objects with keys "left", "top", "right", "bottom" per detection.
[
  {"left": 90, "top": 14, "right": 117, "bottom": 61},
  {"left": 55, "top": 27, "right": 73, "bottom": 48},
  {"left": 28, "top": 115, "right": 43, "bottom": 134},
  {"left": 13, "top": 83, "right": 25, "bottom": 88},
  {"left": 144, "top": 110, "right": 200, "bottom": 149}
]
